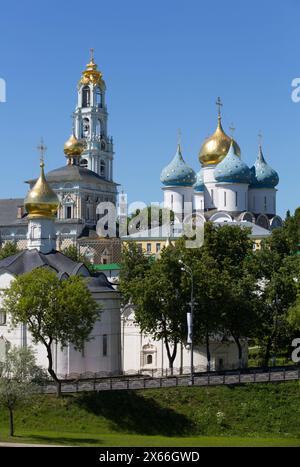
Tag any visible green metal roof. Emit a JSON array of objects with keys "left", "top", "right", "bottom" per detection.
[{"left": 91, "top": 263, "right": 120, "bottom": 271}]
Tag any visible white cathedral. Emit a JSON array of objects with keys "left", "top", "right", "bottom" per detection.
[{"left": 160, "top": 100, "right": 282, "bottom": 230}]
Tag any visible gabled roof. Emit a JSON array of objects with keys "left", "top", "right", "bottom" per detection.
[
  {"left": 26, "top": 165, "right": 118, "bottom": 187},
  {"left": 0, "top": 249, "right": 115, "bottom": 291},
  {"left": 0, "top": 249, "right": 90, "bottom": 277},
  {"left": 0, "top": 199, "right": 25, "bottom": 226}
]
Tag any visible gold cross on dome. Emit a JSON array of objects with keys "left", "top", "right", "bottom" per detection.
[
  {"left": 229, "top": 123, "right": 236, "bottom": 137},
  {"left": 216, "top": 96, "right": 223, "bottom": 117},
  {"left": 37, "top": 138, "right": 47, "bottom": 164},
  {"left": 71, "top": 113, "right": 75, "bottom": 133},
  {"left": 90, "top": 48, "right": 94, "bottom": 62},
  {"left": 177, "top": 128, "right": 182, "bottom": 146}
]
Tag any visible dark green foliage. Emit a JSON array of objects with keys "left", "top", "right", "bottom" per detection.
[{"left": 0, "top": 241, "right": 20, "bottom": 260}]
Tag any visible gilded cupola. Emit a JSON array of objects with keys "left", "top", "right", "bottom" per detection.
[
  {"left": 199, "top": 98, "right": 241, "bottom": 166},
  {"left": 25, "top": 160, "right": 59, "bottom": 219},
  {"left": 79, "top": 49, "right": 106, "bottom": 89},
  {"left": 64, "top": 134, "right": 86, "bottom": 165}
]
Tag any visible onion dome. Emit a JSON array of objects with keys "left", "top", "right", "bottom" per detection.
[
  {"left": 25, "top": 160, "right": 59, "bottom": 219},
  {"left": 194, "top": 168, "right": 204, "bottom": 192},
  {"left": 199, "top": 115, "right": 241, "bottom": 166},
  {"left": 160, "top": 144, "right": 196, "bottom": 187},
  {"left": 250, "top": 145, "right": 279, "bottom": 188},
  {"left": 64, "top": 134, "right": 86, "bottom": 157},
  {"left": 214, "top": 141, "right": 251, "bottom": 184},
  {"left": 79, "top": 49, "right": 106, "bottom": 89}
]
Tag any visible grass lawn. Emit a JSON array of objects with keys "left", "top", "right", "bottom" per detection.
[
  {"left": 0, "top": 381, "right": 299, "bottom": 447},
  {"left": 1, "top": 433, "right": 299, "bottom": 447}
]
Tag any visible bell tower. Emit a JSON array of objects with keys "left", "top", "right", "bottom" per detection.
[{"left": 73, "top": 49, "right": 114, "bottom": 180}]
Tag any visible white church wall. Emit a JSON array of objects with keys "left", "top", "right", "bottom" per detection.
[
  {"left": 162, "top": 186, "right": 193, "bottom": 215},
  {"left": 216, "top": 183, "right": 249, "bottom": 212},
  {"left": 248, "top": 188, "right": 276, "bottom": 215},
  {"left": 202, "top": 166, "right": 218, "bottom": 209},
  {"left": 0, "top": 271, "right": 122, "bottom": 377},
  {"left": 121, "top": 311, "right": 247, "bottom": 374},
  {"left": 55, "top": 294, "right": 121, "bottom": 377},
  {"left": 193, "top": 192, "right": 204, "bottom": 212}
]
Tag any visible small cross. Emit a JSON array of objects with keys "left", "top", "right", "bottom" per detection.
[
  {"left": 177, "top": 128, "right": 182, "bottom": 146},
  {"left": 216, "top": 96, "right": 223, "bottom": 117},
  {"left": 37, "top": 138, "right": 47, "bottom": 164},
  {"left": 258, "top": 130, "right": 263, "bottom": 146},
  {"left": 90, "top": 48, "right": 94, "bottom": 62},
  {"left": 229, "top": 123, "right": 235, "bottom": 137},
  {"left": 71, "top": 113, "right": 75, "bottom": 133}
]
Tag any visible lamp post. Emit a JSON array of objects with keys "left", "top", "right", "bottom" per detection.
[{"left": 179, "top": 260, "right": 194, "bottom": 385}]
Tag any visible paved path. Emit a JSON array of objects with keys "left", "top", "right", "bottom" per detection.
[{"left": 0, "top": 442, "right": 65, "bottom": 447}]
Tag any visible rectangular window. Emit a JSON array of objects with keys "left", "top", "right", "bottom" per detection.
[
  {"left": 235, "top": 191, "right": 238, "bottom": 207},
  {"left": 264, "top": 196, "right": 267, "bottom": 211},
  {"left": 147, "top": 243, "right": 151, "bottom": 253},
  {"left": 211, "top": 189, "right": 214, "bottom": 202},
  {"left": 156, "top": 243, "right": 161, "bottom": 253},
  {"left": 253, "top": 196, "right": 255, "bottom": 209},
  {"left": 137, "top": 243, "right": 142, "bottom": 252},
  {"left": 103, "top": 334, "right": 107, "bottom": 357},
  {"left": 224, "top": 191, "right": 226, "bottom": 207},
  {"left": 66, "top": 206, "right": 72, "bottom": 219},
  {"left": 0, "top": 310, "right": 6, "bottom": 325}
]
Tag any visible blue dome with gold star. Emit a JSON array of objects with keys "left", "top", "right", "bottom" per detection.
[
  {"left": 250, "top": 146, "right": 279, "bottom": 188},
  {"left": 194, "top": 169, "right": 204, "bottom": 192},
  {"left": 160, "top": 145, "right": 196, "bottom": 187},
  {"left": 214, "top": 141, "right": 251, "bottom": 184}
]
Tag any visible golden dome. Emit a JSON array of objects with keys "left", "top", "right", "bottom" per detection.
[
  {"left": 79, "top": 50, "right": 106, "bottom": 89},
  {"left": 63, "top": 134, "right": 86, "bottom": 157},
  {"left": 25, "top": 161, "right": 59, "bottom": 219},
  {"left": 199, "top": 116, "right": 241, "bottom": 166}
]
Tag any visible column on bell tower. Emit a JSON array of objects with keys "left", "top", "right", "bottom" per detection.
[{"left": 72, "top": 49, "right": 114, "bottom": 181}]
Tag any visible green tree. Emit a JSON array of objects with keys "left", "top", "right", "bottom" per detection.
[
  {"left": 0, "top": 242, "right": 20, "bottom": 260},
  {"left": 254, "top": 248, "right": 299, "bottom": 365},
  {"left": 127, "top": 205, "right": 175, "bottom": 232},
  {"left": 131, "top": 244, "right": 187, "bottom": 372},
  {"left": 0, "top": 346, "right": 45, "bottom": 436},
  {"left": 119, "top": 242, "right": 152, "bottom": 306},
  {"left": 198, "top": 223, "right": 257, "bottom": 368},
  {"left": 2, "top": 268, "right": 100, "bottom": 396},
  {"left": 62, "top": 244, "right": 92, "bottom": 269}
]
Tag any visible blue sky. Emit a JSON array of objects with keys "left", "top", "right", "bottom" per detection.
[{"left": 0, "top": 0, "right": 299, "bottom": 217}]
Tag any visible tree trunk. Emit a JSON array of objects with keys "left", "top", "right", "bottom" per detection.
[
  {"left": 263, "top": 336, "right": 273, "bottom": 367},
  {"left": 205, "top": 332, "right": 211, "bottom": 372},
  {"left": 232, "top": 334, "right": 243, "bottom": 368},
  {"left": 8, "top": 407, "right": 14, "bottom": 437},
  {"left": 45, "top": 342, "right": 61, "bottom": 397},
  {"left": 164, "top": 337, "right": 177, "bottom": 375}
]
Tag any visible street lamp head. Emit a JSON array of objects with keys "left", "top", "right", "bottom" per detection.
[{"left": 178, "top": 259, "right": 183, "bottom": 265}]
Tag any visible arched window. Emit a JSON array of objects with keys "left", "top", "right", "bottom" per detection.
[
  {"left": 96, "top": 88, "right": 102, "bottom": 107},
  {"left": 82, "top": 86, "right": 90, "bottom": 107},
  {"left": 82, "top": 118, "right": 90, "bottom": 137},
  {"left": 96, "top": 120, "right": 102, "bottom": 137},
  {"left": 66, "top": 206, "right": 72, "bottom": 219},
  {"left": 80, "top": 158, "right": 88, "bottom": 168},
  {"left": 100, "top": 160, "right": 106, "bottom": 177},
  {"left": 0, "top": 310, "right": 6, "bottom": 325}
]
